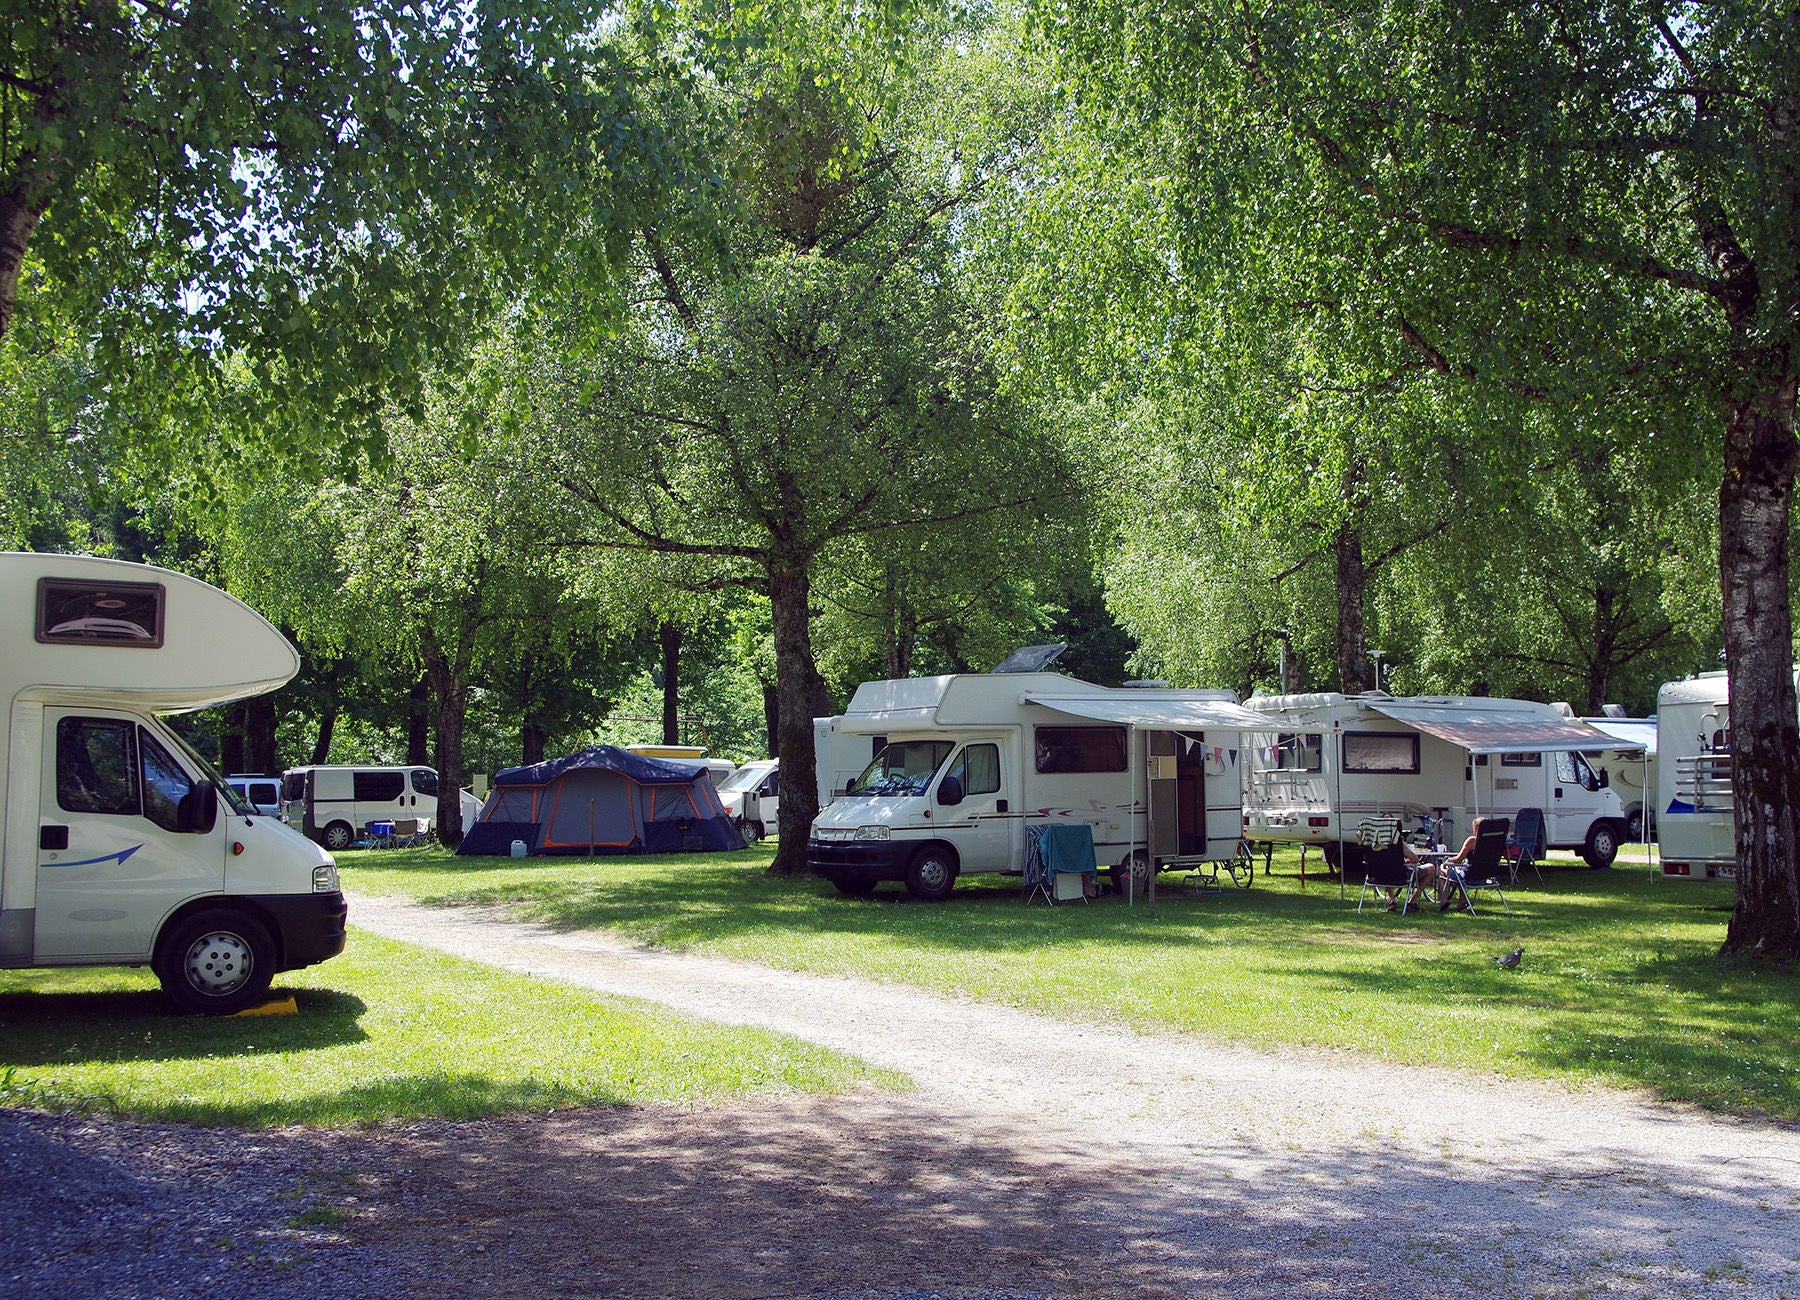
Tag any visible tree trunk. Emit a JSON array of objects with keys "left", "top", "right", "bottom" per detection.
[
  {"left": 1719, "top": 377, "right": 1800, "bottom": 960},
  {"left": 310, "top": 707, "right": 337, "bottom": 766},
  {"left": 0, "top": 175, "right": 50, "bottom": 342},
  {"left": 1584, "top": 585, "right": 1618, "bottom": 715},
  {"left": 407, "top": 674, "right": 431, "bottom": 765},
  {"left": 219, "top": 703, "right": 247, "bottom": 775},
  {"left": 768, "top": 558, "right": 827, "bottom": 873},
  {"left": 424, "top": 642, "right": 473, "bottom": 849},
  {"left": 763, "top": 685, "right": 780, "bottom": 758},
  {"left": 245, "top": 694, "right": 279, "bottom": 773},
  {"left": 660, "top": 621, "right": 683, "bottom": 745},
  {"left": 521, "top": 721, "right": 547, "bottom": 766},
  {"left": 1334, "top": 521, "right": 1373, "bottom": 693}
]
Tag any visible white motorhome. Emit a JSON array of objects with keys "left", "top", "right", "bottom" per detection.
[
  {"left": 717, "top": 759, "right": 780, "bottom": 840},
  {"left": 806, "top": 673, "right": 1267, "bottom": 900},
  {"left": 1241, "top": 692, "right": 1635, "bottom": 868},
  {"left": 0, "top": 553, "right": 347, "bottom": 1013},
  {"left": 1652, "top": 671, "right": 1800, "bottom": 880},
  {"left": 281, "top": 765, "right": 443, "bottom": 850},
  {"left": 1577, "top": 717, "right": 1658, "bottom": 841}
]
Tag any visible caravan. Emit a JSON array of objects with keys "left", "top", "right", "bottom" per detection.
[
  {"left": 1241, "top": 693, "right": 1634, "bottom": 868},
  {"left": 0, "top": 553, "right": 347, "bottom": 1013},
  {"left": 806, "top": 673, "right": 1267, "bottom": 900},
  {"left": 1652, "top": 671, "right": 1800, "bottom": 880}
]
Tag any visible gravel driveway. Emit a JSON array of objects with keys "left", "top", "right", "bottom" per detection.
[{"left": 7, "top": 890, "right": 1799, "bottom": 1298}]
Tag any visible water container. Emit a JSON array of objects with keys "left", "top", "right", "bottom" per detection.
[{"left": 510, "top": 839, "right": 527, "bottom": 858}]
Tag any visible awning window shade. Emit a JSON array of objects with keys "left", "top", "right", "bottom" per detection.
[{"left": 1366, "top": 702, "right": 1644, "bottom": 755}]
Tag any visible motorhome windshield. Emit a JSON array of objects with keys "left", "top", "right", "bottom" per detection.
[
  {"left": 846, "top": 741, "right": 954, "bottom": 797},
  {"left": 719, "top": 765, "right": 771, "bottom": 794},
  {"left": 162, "top": 725, "right": 249, "bottom": 815}
]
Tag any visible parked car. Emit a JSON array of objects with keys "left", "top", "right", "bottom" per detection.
[{"left": 225, "top": 773, "right": 283, "bottom": 818}]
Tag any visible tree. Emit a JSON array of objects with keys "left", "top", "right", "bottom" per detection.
[
  {"left": 1040, "top": 0, "right": 1800, "bottom": 957},
  {"left": 535, "top": 17, "right": 1074, "bottom": 872}
]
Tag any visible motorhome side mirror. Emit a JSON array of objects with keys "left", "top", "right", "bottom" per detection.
[
  {"left": 1597, "top": 770, "right": 1610, "bottom": 790},
  {"left": 937, "top": 776, "right": 965, "bottom": 807},
  {"left": 179, "top": 779, "right": 219, "bottom": 834}
]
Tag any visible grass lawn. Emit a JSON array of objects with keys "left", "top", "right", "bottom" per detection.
[
  {"left": 0, "top": 929, "right": 895, "bottom": 1127},
  {"left": 344, "top": 840, "right": 1800, "bottom": 1120}
]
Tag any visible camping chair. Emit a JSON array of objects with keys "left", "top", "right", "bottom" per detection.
[
  {"left": 1354, "top": 818, "right": 1417, "bottom": 914},
  {"left": 364, "top": 820, "right": 397, "bottom": 849},
  {"left": 1505, "top": 808, "right": 1546, "bottom": 887},
  {"left": 1439, "top": 816, "right": 1511, "bottom": 914},
  {"left": 391, "top": 817, "right": 426, "bottom": 848}
]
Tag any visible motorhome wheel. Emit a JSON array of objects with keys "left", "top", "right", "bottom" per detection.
[
  {"left": 740, "top": 819, "right": 765, "bottom": 843},
  {"left": 1109, "top": 851, "right": 1150, "bottom": 896},
  {"left": 155, "top": 909, "right": 277, "bottom": 1015},
  {"left": 905, "top": 847, "right": 958, "bottom": 902},
  {"left": 1583, "top": 820, "right": 1620, "bottom": 870},
  {"left": 1626, "top": 809, "right": 1644, "bottom": 842},
  {"left": 321, "top": 820, "right": 355, "bottom": 852}
]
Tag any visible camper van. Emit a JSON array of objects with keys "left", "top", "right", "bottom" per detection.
[
  {"left": 717, "top": 759, "right": 780, "bottom": 840},
  {"left": 806, "top": 673, "right": 1268, "bottom": 900},
  {"left": 1241, "top": 692, "right": 1634, "bottom": 868},
  {"left": 281, "top": 765, "right": 443, "bottom": 850},
  {"left": 0, "top": 553, "right": 347, "bottom": 1013},
  {"left": 1577, "top": 717, "right": 1658, "bottom": 841},
  {"left": 1653, "top": 671, "right": 1800, "bottom": 880}
]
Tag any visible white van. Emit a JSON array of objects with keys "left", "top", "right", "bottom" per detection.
[
  {"left": 0, "top": 553, "right": 346, "bottom": 1013},
  {"left": 225, "top": 774, "right": 283, "bottom": 819},
  {"left": 281, "top": 765, "right": 442, "bottom": 850},
  {"left": 717, "top": 759, "right": 779, "bottom": 840},
  {"left": 807, "top": 673, "right": 1269, "bottom": 900},
  {"left": 1242, "top": 692, "right": 1635, "bottom": 868}
]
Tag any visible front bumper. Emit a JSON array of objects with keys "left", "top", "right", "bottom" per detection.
[
  {"left": 807, "top": 838, "right": 913, "bottom": 883},
  {"left": 249, "top": 891, "right": 349, "bottom": 972}
]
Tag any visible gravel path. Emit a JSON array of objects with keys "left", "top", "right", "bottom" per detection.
[
  {"left": 342, "top": 893, "right": 1800, "bottom": 1297},
  {"left": 7, "top": 891, "right": 1799, "bottom": 1298}
]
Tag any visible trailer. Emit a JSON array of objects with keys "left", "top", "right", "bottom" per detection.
[
  {"left": 0, "top": 553, "right": 347, "bottom": 1012},
  {"left": 806, "top": 673, "right": 1268, "bottom": 901},
  {"left": 1241, "top": 692, "right": 1636, "bottom": 869},
  {"left": 1652, "top": 671, "right": 1800, "bottom": 880}
]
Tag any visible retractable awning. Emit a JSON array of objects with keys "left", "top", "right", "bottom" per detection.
[
  {"left": 1584, "top": 718, "right": 1658, "bottom": 755},
  {"left": 1021, "top": 692, "right": 1272, "bottom": 731},
  {"left": 1366, "top": 702, "right": 1645, "bottom": 754}
]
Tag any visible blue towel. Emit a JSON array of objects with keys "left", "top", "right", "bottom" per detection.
[{"left": 1040, "top": 823, "right": 1097, "bottom": 876}]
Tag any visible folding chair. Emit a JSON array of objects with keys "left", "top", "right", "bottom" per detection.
[
  {"left": 1354, "top": 817, "right": 1417, "bottom": 914},
  {"left": 365, "top": 820, "right": 397, "bottom": 848},
  {"left": 1439, "top": 817, "right": 1511, "bottom": 914},
  {"left": 1505, "top": 807, "right": 1546, "bottom": 886},
  {"left": 391, "top": 817, "right": 425, "bottom": 848}
]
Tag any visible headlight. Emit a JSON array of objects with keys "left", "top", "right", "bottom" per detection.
[
  {"left": 313, "top": 864, "right": 340, "bottom": 893},
  {"left": 853, "top": 825, "right": 890, "bottom": 841}
]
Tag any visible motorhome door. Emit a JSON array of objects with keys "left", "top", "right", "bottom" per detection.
[
  {"left": 35, "top": 709, "right": 224, "bottom": 960},
  {"left": 935, "top": 738, "right": 1018, "bottom": 872}
]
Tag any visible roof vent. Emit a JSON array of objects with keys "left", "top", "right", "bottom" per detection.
[{"left": 991, "top": 644, "right": 1066, "bottom": 674}]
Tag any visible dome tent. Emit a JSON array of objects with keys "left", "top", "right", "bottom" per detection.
[{"left": 458, "top": 745, "right": 746, "bottom": 856}]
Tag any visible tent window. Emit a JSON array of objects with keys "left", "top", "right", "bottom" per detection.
[
  {"left": 1343, "top": 731, "right": 1419, "bottom": 774},
  {"left": 1035, "top": 726, "right": 1127, "bottom": 774}
]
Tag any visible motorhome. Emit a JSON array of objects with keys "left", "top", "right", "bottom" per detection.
[
  {"left": 717, "top": 759, "right": 780, "bottom": 841},
  {"left": 806, "top": 673, "right": 1268, "bottom": 900},
  {"left": 1652, "top": 671, "right": 1800, "bottom": 880},
  {"left": 281, "top": 765, "right": 443, "bottom": 850},
  {"left": 1578, "top": 717, "right": 1658, "bottom": 842},
  {"left": 0, "top": 553, "right": 347, "bottom": 1013},
  {"left": 1241, "top": 692, "right": 1635, "bottom": 868}
]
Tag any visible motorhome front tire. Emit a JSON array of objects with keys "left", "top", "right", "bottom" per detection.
[
  {"left": 155, "top": 908, "right": 277, "bottom": 1015},
  {"left": 320, "top": 820, "right": 356, "bottom": 852},
  {"left": 739, "top": 819, "right": 765, "bottom": 843},
  {"left": 905, "top": 847, "right": 958, "bottom": 902},
  {"left": 1583, "top": 820, "right": 1621, "bottom": 870}
]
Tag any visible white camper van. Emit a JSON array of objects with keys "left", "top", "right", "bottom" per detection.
[
  {"left": 806, "top": 673, "right": 1267, "bottom": 900},
  {"left": 0, "top": 553, "right": 347, "bottom": 1013},
  {"left": 717, "top": 759, "right": 780, "bottom": 840},
  {"left": 1241, "top": 693, "right": 1635, "bottom": 868},
  {"left": 1652, "top": 671, "right": 1800, "bottom": 880},
  {"left": 281, "top": 764, "right": 444, "bottom": 850}
]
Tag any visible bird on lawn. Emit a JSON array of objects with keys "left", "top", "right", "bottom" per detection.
[{"left": 1494, "top": 946, "right": 1524, "bottom": 971}]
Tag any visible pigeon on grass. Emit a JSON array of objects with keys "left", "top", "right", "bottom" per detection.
[{"left": 1493, "top": 946, "right": 1524, "bottom": 971}]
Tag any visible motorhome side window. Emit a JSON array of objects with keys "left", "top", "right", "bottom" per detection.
[
  {"left": 1276, "top": 733, "right": 1323, "bottom": 772},
  {"left": 139, "top": 731, "right": 191, "bottom": 832},
  {"left": 946, "top": 744, "right": 1001, "bottom": 796},
  {"left": 36, "top": 578, "right": 165, "bottom": 647},
  {"left": 354, "top": 771, "right": 407, "bottom": 802},
  {"left": 1558, "top": 751, "right": 1601, "bottom": 788},
  {"left": 282, "top": 771, "right": 307, "bottom": 802},
  {"left": 1501, "top": 752, "right": 1542, "bottom": 767},
  {"left": 1342, "top": 732, "right": 1420, "bottom": 774},
  {"left": 1035, "top": 726, "right": 1128, "bottom": 773},
  {"left": 57, "top": 718, "right": 140, "bottom": 814}
]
